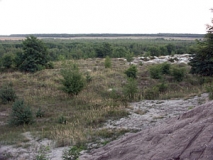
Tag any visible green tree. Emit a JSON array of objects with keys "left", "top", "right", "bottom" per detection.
[
  {"left": 104, "top": 56, "right": 112, "bottom": 68},
  {"left": 125, "top": 52, "right": 134, "bottom": 63},
  {"left": 96, "top": 43, "right": 112, "bottom": 58},
  {"left": 124, "top": 65, "right": 137, "bottom": 79},
  {"left": 2, "top": 53, "right": 15, "bottom": 69},
  {"left": 61, "top": 64, "right": 85, "bottom": 96},
  {"left": 0, "top": 83, "right": 17, "bottom": 104},
  {"left": 166, "top": 43, "right": 175, "bottom": 55},
  {"left": 9, "top": 99, "right": 34, "bottom": 126},
  {"left": 123, "top": 78, "right": 138, "bottom": 100},
  {"left": 17, "top": 36, "right": 50, "bottom": 72},
  {"left": 189, "top": 10, "right": 213, "bottom": 76}
]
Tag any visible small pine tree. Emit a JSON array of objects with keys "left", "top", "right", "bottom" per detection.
[
  {"left": 125, "top": 52, "right": 134, "bottom": 63},
  {"left": 104, "top": 56, "right": 112, "bottom": 68},
  {"left": 123, "top": 78, "right": 138, "bottom": 100},
  {"left": 0, "top": 83, "right": 17, "bottom": 104},
  {"left": 17, "top": 36, "right": 51, "bottom": 72},
  {"left": 2, "top": 53, "right": 15, "bottom": 69},
  {"left": 61, "top": 64, "right": 85, "bottom": 96},
  {"left": 124, "top": 65, "right": 137, "bottom": 79},
  {"left": 172, "top": 67, "right": 185, "bottom": 82},
  {"left": 9, "top": 99, "right": 34, "bottom": 126}
]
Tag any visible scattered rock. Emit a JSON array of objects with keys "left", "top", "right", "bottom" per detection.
[
  {"left": 104, "top": 93, "right": 208, "bottom": 130},
  {"left": 132, "top": 54, "right": 191, "bottom": 65}
]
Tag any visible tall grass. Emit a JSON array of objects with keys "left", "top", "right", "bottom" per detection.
[{"left": 0, "top": 58, "right": 211, "bottom": 149}]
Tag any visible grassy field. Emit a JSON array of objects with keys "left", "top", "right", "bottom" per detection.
[{"left": 0, "top": 57, "right": 212, "bottom": 157}]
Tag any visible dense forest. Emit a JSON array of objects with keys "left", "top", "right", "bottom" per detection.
[{"left": 0, "top": 36, "right": 199, "bottom": 67}]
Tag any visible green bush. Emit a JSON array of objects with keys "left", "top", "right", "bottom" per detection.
[
  {"left": 124, "top": 65, "right": 137, "bottom": 79},
  {"left": 149, "top": 65, "right": 162, "bottom": 79},
  {"left": 171, "top": 67, "right": 186, "bottom": 82},
  {"left": 161, "top": 62, "right": 171, "bottom": 75},
  {"left": 2, "top": 53, "right": 15, "bottom": 69},
  {"left": 123, "top": 78, "right": 138, "bottom": 100},
  {"left": 17, "top": 36, "right": 50, "bottom": 72},
  {"left": 85, "top": 72, "right": 92, "bottom": 83},
  {"left": 45, "top": 61, "right": 54, "bottom": 69},
  {"left": 189, "top": 33, "right": 213, "bottom": 76},
  {"left": 104, "top": 56, "right": 112, "bottom": 68},
  {"left": 0, "top": 83, "right": 17, "bottom": 104},
  {"left": 9, "top": 99, "right": 34, "bottom": 126},
  {"left": 57, "top": 115, "right": 67, "bottom": 124},
  {"left": 125, "top": 52, "right": 134, "bottom": 62},
  {"left": 61, "top": 64, "right": 85, "bottom": 96},
  {"left": 157, "top": 82, "right": 168, "bottom": 92},
  {"left": 149, "top": 63, "right": 171, "bottom": 79},
  {"left": 144, "top": 87, "right": 159, "bottom": 100}
]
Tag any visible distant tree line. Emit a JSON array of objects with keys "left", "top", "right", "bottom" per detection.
[
  {"left": 0, "top": 37, "right": 197, "bottom": 70},
  {"left": 8, "top": 33, "right": 205, "bottom": 38}
]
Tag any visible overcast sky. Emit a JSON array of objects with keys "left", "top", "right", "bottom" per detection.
[{"left": 0, "top": 0, "right": 212, "bottom": 35}]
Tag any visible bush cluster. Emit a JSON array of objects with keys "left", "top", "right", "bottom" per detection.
[
  {"left": 149, "top": 62, "right": 171, "bottom": 79},
  {"left": 149, "top": 63, "right": 186, "bottom": 82}
]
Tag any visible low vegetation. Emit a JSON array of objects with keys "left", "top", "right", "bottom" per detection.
[{"left": 0, "top": 32, "right": 213, "bottom": 159}]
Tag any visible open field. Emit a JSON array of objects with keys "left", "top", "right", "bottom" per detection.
[{"left": 0, "top": 56, "right": 213, "bottom": 159}]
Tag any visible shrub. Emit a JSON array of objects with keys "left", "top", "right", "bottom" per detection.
[
  {"left": 189, "top": 33, "right": 213, "bottom": 76},
  {"left": 2, "top": 53, "right": 15, "bottom": 69},
  {"left": 57, "top": 115, "right": 67, "bottom": 124},
  {"left": 157, "top": 82, "right": 168, "bottom": 92},
  {"left": 9, "top": 99, "right": 34, "bottom": 126},
  {"left": 45, "top": 61, "right": 54, "bottom": 69},
  {"left": 171, "top": 67, "right": 186, "bottom": 82},
  {"left": 149, "top": 65, "right": 162, "bottom": 79},
  {"left": 125, "top": 52, "right": 134, "bottom": 62},
  {"left": 61, "top": 64, "right": 85, "bottom": 96},
  {"left": 0, "top": 83, "right": 17, "bottom": 104},
  {"left": 161, "top": 62, "right": 171, "bottom": 75},
  {"left": 104, "top": 56, "right": 112, "bottom": 68},
  {"left": 144, "top": 87, "right": 159, "bottom": 100},
  {"left": 124, "top": 65, "right": 137, "bottom": 79},
  {"left": 85, "top": 72, "right": 92, "bottom": 83},
  {"left": 17, "top": 36, "right": 50, "bottom": 72},
  {"left": 123, "top": 78, "right": 138, "bottom": 100}
]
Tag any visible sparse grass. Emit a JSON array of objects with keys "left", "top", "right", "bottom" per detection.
[{"left": 0, "top": 58, "right": 212, "bottom": 153}]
